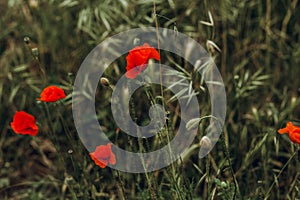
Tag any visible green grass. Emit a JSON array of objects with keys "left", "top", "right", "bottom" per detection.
[{"left": 0, "top": 0, "right": 300, "bottom": 199}]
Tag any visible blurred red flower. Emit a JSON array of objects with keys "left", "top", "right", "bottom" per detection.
[
  {"left": 10, "top": 111, "right": 39, "bottom": 136},
  {"left": 90, "top": 143, "right": 116, "bottom": 168},
  {"left": 38, "top": 86, "right": 66, "bottom": 102},
  {"left": 278, "top": 121, "right": 300, "bottom": 145},
  {"left": 125, "top": 43, "right": 160, "bottom": 79}
]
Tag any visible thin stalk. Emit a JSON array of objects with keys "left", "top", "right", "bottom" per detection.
[
  {"left": 43, "top": 103, "right": 65, "bottom": 167},
  {"left": 116, "top": 170, "right": 127, "bottom": 200},
  {"left": 206, "top": 155, "right": 211, "bottom": 199},
  {"left": 128, "top": 81, "right": 157, "bottom": 200},
  {"left": 220, "top": 128, "right": 239, "bottom": 200},
  {"left": 153, "top": 0, "right": 163, "bottom": 103},
  {"left": 31, "top": 137, "right": 51, "bottom": 167},
  {"left": 24, "top": 37, "right": 47, "bottom": 84},
  {"left": 203, "top": 115, "right": 239, "bottom": 199},
  {"left": 152, "top": 3, "right": 190, "bottom": 197},
  {"left": 264, "top": 148, "right": 298, "bottom": 199}
]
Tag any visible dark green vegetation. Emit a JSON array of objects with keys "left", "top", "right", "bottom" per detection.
[{"left": 0, "top": 0, "right": 299, "bottom": 199}]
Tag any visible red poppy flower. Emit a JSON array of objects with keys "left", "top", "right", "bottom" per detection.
[
  {"left": 90, "top": 143, "right": 116, "bottom": 168},
  {"left": 125, "top": 43, "right": 160, "bottom": 79},
  {"left": 10, "top": 111, "right": 39, "bottom": 136},
  {"left": 37, "top": 86, "right": 66, "bottom": 102},
  {"left": 278, "top": 121, "right": 300, "bottom": 145}
]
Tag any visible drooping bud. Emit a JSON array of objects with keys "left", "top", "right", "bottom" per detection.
[
  {"left": 198, "top": 136, "right": 213, "bottom": 158},
  {"left": 199, "top": 136, "right": 212, "bottom": 150},
  {"left": 100, "top": 77, "right": 110, "bottom": 87}
]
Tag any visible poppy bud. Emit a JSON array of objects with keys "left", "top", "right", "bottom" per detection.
[
  {"left": 24, "top": 36, "right": 30, "bottom": 45},
  {"left": 31, "top": 47, "right": 39, "bottom": 57},
  {"left": 199, "top": 136, "right": 212, "bottom": 149},
  {"left": 100, "top": 77, "right": 110, "bottom": 87}
]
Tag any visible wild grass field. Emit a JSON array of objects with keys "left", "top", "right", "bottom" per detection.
[{"left": 0, "top": 0, "right": 300, "bottom": 199}]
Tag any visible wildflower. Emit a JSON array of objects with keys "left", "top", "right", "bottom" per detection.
[
  {"left": 278, "top": 121, "right": 300, "bottom": 145},
  {"left": 125, "top": 43, "right": 160, "bottom": 79},
  {"left": 37, "top": 86, "right": 66, "bottom": 102},
  {"left": 90, "top": 143, "right": 116, "bottom": 168},
  {"left": 10, "top": 111, "right": 39, "bottom": 136}
]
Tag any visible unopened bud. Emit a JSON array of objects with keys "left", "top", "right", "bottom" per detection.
[
  {"left": 252, "top": 107, "right": 257, "bottom": 114},
  {"left": 31, "top": 47, "right": 39, "bottom": 57},
  {"left": 220, "top": 181, "right": 227, "bottom": 188},
  {"left": 199, "top": 136, "right": 212, "bottom": 149},
  {"left": 24, "top": 36, "right": 30, "bottom": 45},
  {"left": 100, "top": 77, "right": 110, "bottom": 87},
  {"left": 206, "top": 40, "right": 221, "bottom": 54},
  {"left": 291, "top": 96, "right": 296, "bottom": 105},
  {"left": 199, "top": 136, "right": 213, "bottom": 158},
  {"left": 133, "top": 38, "right": 140, "bottom": 45},
  {"left": 29, "top": 0, "right": 38, "bottom": 8}
]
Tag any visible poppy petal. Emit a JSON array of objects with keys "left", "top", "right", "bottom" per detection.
[
  {"left": 11, "top": 111, "right": 39, "bottom": 136},
  {"left": 125, "top": 43, "right": 160, "bottom": 79},
  {"left": 109, "top": 151, "right": 116, "bottom": 165},
  {"left": 278, "top": 121, "right": 300, "bottom": 145},
  {"left": 38, "top": 86, "right": 66, "bottom": 102},
  {"left": 278, "top": 127, "right": 289, "bottom": 134},
  {"left": 90, "top": 143, "right": 116, "bottom": 168}
]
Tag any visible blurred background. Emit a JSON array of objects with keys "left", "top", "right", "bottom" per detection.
[{"left": 0, "top": 0, "right": 299, "bottom": 199}]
